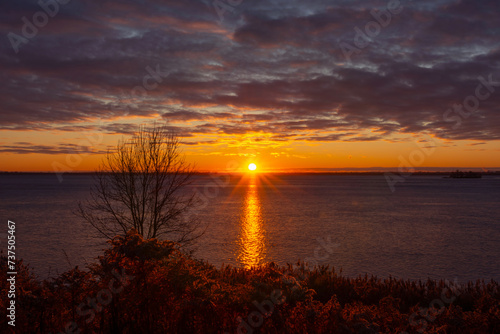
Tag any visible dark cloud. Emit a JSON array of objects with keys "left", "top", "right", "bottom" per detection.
[
  {"left": 0, "top": 142, "right": 108, "bottom": 154},
  {"left": 1, "top": 0, "right": 500, "bottom": 146}
]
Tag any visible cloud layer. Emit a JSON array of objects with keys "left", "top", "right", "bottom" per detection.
[{"left": 1, "top": 0, "right": 500, "bottom": 147}]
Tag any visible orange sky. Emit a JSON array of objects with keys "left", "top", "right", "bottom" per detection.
[
  {"left": 2, "top": 0, "right": 500, "bottom": 173},
  {"left": 1, "top": 117, "right": 499, "bottom": 172}
]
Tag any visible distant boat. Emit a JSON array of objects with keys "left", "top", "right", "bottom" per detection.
[{"left": 448, "top": 170, "right": 482, "bottom": 178}]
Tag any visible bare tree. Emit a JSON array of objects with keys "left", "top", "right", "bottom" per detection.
[{"left": 77, "top": 123, "right": 202, "bottom": 247}]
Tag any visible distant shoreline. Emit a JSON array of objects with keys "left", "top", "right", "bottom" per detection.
[{"left": 2, "top": 170, "right": 500, "bottom": 176}]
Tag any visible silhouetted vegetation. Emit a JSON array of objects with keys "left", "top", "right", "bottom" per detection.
[
  {"left": 1, "top": 231, "right": 499, "bottom": 333},
  {"left": 77, "top": 123, "right": 201, "bottom": 247}
]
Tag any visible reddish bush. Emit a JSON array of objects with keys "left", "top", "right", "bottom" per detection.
[{"left": 1, "top": 230, "right": 498, "bottom": 333}]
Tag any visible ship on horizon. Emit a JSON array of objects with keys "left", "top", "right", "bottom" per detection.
[{"left": 448, "top": 170, "right": 482, "bottom": 178}]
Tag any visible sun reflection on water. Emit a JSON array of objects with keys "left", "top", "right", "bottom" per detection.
[{"left": 237, "top": 176, "right": 266, "bottom": 268}]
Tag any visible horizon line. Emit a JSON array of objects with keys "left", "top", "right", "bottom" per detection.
[{"left": 2, "top": 167, "right": 500, "bottom": 174}]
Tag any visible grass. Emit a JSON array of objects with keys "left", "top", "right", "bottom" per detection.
[{"left": 1, "top": 230, "right": 499, "bottom": 333}]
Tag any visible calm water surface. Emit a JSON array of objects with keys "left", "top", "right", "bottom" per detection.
[{"left": 1, "top": 173, "right": 499, "bottom": 282}]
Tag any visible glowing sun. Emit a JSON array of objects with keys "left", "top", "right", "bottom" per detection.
[{"left": 248, "top": 163, "right": 257, "bottom": 171}]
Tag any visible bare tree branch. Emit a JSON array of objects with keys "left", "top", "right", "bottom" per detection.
[{"left": 76, "top": 122, "right": 203, "bottom": 248}]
